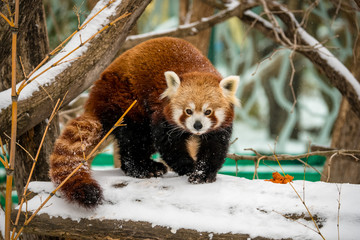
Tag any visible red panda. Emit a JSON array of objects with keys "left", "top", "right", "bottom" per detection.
[{"left": 49, "top": 37, "right": 239, "bottom": 208}]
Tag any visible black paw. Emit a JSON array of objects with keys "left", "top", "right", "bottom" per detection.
[
  {"left": 172, "top": 162, "right": 194, "bottom": 176},
  {"left": 69, "top": 182, "right": 103, "bottom": 209},
  {"left": 188, "top": 171, "right": 216, "bottom": 184},
  {"left": 122, "top": 161, "right": 167, "bottom": 178}
]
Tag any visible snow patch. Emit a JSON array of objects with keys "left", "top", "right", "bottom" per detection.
[
  {"left": 0, "top": 208, "right": 4, "bottom": 239},
  {"left": 20, "top": 169, "right": 360, "bottom": 239}
]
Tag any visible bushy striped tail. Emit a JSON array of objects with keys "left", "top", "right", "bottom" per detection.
[{"left": 49, "top": 113, "right": 104, "bottom": 208}]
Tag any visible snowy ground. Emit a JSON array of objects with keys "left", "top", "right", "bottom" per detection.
[{"left": 5, "top": 169, "right": 359, "bottom": 240}]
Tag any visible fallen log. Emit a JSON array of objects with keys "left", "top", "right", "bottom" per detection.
[{"left": 9, "top": 169, "right": 360, "bottom": 239}]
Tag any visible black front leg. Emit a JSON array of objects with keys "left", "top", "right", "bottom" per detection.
[
  {"left": 152, "top": 121, "right": 195, "bottom": 176},
  {"left": 188, "top": 125, "right": 232, "bottom": 184}
]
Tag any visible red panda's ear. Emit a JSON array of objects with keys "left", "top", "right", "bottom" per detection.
[
  {"left": 220, "top": 76, "right": 240, "bottom": 106},
  {"left": 160, "top": 71, "right": 181, "bottom": 99}
]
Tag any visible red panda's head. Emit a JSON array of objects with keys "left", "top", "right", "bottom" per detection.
[{"left": 161, "top": 71, "right": 240, "bottom": 135}]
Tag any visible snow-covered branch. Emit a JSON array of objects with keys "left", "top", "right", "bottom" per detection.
[
  {"left": 205, "top": 0, "right": 360, "bottom": 118},
  {"left": 240, "top": 1, "right": 360, "bottom": 118},
  {"left": 0, "top": 0, "right": 151, "bottom": 138}
]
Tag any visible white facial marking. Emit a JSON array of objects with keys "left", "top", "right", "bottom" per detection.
[
  {"left": 185, "top": 112, "right": 212, "bottom": 135},
  {"left": 189, "top": 102, "right": 195, "bottom": 110},
  {"left": 172, "top": 107, "right": 184, "bottom": 127},
  {"left": 214, "top": 109, "right": 225, "bottom": 128},
  {"left": 202, "top": 103, "right": 209, "bottom": 112}
]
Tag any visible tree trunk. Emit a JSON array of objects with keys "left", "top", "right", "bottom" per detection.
[
  {"left": 322, "top": 99, "right": 360, "bottom": 183},
  {"left": 179, "top": 0, "right": 214, "bottom": 55},
  {"left": 0, "top": 1, "right": 61, "bottom": 239},
  {"left": 321, "top": 8, "right": 360, "bottom": 183}
]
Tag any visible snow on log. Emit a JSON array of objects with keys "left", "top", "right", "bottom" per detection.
[
  {"left": 0, "top": 0, "right": 151, "bottom": 138},
  {"left": 12, "top": 169, "right": 360, "bottom": 239}
]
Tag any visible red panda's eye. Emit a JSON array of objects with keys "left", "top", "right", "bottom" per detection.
[
  {"left": 185, "top": 109, "right": 193, "bottom": 115},
  {"left": 204, "top": 109, "right": 212, "bottom": 116}
]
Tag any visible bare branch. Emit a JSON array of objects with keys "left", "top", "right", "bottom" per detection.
[
  {"left": 122, "top": 1, "right": 258, "bottom": 50},
  {"left": 203, "top": 0, "right": 360, "bottom": 119},
  {"left": 227, "top": 149, "right": 360, "bottom": 162}
]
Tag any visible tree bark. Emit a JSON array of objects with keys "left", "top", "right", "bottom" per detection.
[
  {"left": 3, "top": 0, "right": 58, "bottom": 200},
  {"left": 0, "top": 0, "right": 152, "bottom": 139},
  {"left": 179, "top": 0, "right": 214, "bottom": 55},
  {"left": 11, "top": 210, "right": 317, "bottom": 240},
  {"left": 321, "top": 9, "right": 360, "bottom": 183},
  {"left": 0, "top": 1, "right": 61, "bottom": 240}
]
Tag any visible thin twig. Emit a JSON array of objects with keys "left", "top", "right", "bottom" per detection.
[
  {"left": 272, "top": 210, "right": 319, "bottom": 234},
  {"left": 327, "top": 153, "right": 338, "bottom": 182},
  {"left": 227, "top": 149, "right": 360, "bottom": 162},
  {"left": 5, "top": 0, "right": 19, "bottom": 239},
  {"left": 18, "top": 56, "right": 27, "bottom": 79},
  {"left": 337, "top": 185, "right": 342, "bottom": 240},
  {"left": 269, "top": 147, "right": 325, "bottom": 239},
  {"left": 288, "top": 50, "right": 297, "bottom": 113},
  {"left": 0, "top": 138, "right": 9, "bottom": 168},
  {"left": 0, "top": 11, "right": 13, "bottom": 26},
  {"left": 11, "top": 98, "right": 63, "bottom": 239},
  {"left": 252, "top": 156, "right": 265, "bottom": 180}
]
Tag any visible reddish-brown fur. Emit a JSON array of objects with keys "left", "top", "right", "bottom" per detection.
[
  {"left": 50, "top": 37, "right": 236, "bottom": 208},
  {"left": 85, "top": 37, "right": 223, "bottom": 123},
  {"left": 50, "top": 113, "right": 103, "bottom": 207}
]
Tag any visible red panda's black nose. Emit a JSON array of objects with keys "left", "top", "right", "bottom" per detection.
[{"left": 194, "top": 121, "right": 203, "bottom": 130}]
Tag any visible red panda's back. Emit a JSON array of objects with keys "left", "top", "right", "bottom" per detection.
[
  {"left": 114, "top": 37, "right": 221, "bottom": 97},
  {"left": 86, "top": 37, "right": 221, "bottom": 121}
]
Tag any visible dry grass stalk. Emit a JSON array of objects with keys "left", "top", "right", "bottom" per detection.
[
  {"left": 272, "top": 210, "right": 321, "bottom": 234},
  {"left": 11, "top": 95, "right": 66, "bottom": 239},
  {"left": 4, "top": 0, "right": 19, "bottom": 239},
  {"left": 12, "top": 100, "right": 137, "bottom": 240},
  {"left": 337, "top": 184, "right": 342, "bottom": 240},
  {"left": 0, "top": 11, "right": 13, "bottom": 26},
  {"left": 0, "top": 138, "right": 9, "bottom": 169},
  {"left": 228, "top": 149, "right": 360, "bottom": 162},
  {"left": 271, "top": 151, "right": 325, "bottom": 240}
]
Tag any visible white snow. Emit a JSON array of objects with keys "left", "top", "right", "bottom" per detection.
[
  {"left": 0, "top": 0, "right": 124, "bottom": 111},
  {"left": 0, "top": 208, "right": 4, "bottom": 239},
  {"left": 17, "top": 169, "right": 360, "bottom": 240}
]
